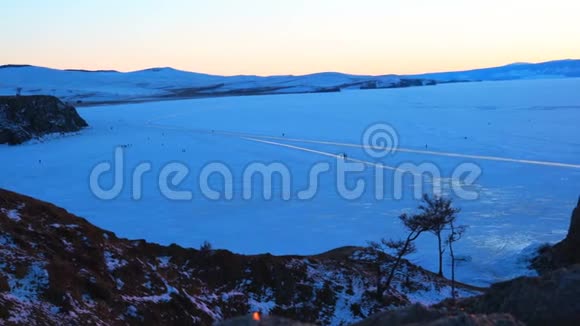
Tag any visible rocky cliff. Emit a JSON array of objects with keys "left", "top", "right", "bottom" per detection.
[
  {"left": 452, "top": 265, "right": 580, "bottom": 325},
  {"left": 531, "top": 197, "right": 580, "bottom": 273},
  {"left": 0, "top": 95, "right": 87, "bottom": 145}
]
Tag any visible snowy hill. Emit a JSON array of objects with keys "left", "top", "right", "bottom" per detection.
[
  {"left": 0, "top": 65, "right": 429, "bottom": 105},
  {"left": 0, "top": 188, "right": 480, "bottom": 325},
  {"left": 409, "top": 59, "right": 580, "bottom": 82},
  {"left": 1, "top": 59, "right": 578, "bottom": 105}
]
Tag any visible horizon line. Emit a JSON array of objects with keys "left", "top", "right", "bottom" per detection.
[{"left": 1, "top": 58, "right": 578, "bottom": 78}]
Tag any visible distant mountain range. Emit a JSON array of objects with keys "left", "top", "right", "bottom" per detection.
[
  {"left": 0, "top": 59, "right": 578, "bottom": 105},
  {"left": 408, "top": 59, "right": 580, "bottom": 82}
]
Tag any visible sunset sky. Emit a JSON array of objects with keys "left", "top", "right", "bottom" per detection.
[{"left": 2, "top": 0, "right": 579, "bottom": 76}]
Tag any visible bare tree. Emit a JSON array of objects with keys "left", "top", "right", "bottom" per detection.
[
  {"left": 16, "top": 87, "right": 22, "bottom": 96},
  {"left": 365, "top": 240, "right": 387, "bottom": 301},
  {"left": 200, "top": 240, "right": 212, "bottom": 252},
  {"left": 446, "top": 222, "right": 467, "bottom": 302},
  {"left": 418, "top": 194, "right": 460, "bottom": 277},
  {"left": 367, "top": 196, "right": 461, "bottom": 301},
  {"left": 382, "top": 212, "right": 432, "bottom": 293},
  {"left": 367, "top": 238, "right": 416, "bottom": 300}
]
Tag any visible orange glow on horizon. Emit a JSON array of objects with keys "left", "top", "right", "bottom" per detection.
[{"left": 1, "top": 0, "right": 579, "bottom": 76}]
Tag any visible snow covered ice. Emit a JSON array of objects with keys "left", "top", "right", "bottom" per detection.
[{"left": 1, "top": 78, "right": 579, "bottom": 287}]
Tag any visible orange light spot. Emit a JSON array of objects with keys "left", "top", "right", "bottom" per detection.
[{"left": 252, "top": 312, "right": 261, "bottom": 321}]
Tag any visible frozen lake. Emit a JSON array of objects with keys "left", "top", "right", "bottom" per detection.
[{"left": 2, "top": 78, "right": 579, "bottom": 286}]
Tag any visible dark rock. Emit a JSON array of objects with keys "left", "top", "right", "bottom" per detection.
[
  {"left": 351, "top": 303, "right": 523, "bottom": 326},
  {"left": 456, "top": 265, "right": 580, "bottom": 326},
  {"left": 564, "top": 197, "right": 580, "bottom": 245},
  {"left": 0, "top": 95, "right": 87, "bottom": 145},
  {"left": 531, "top": 198, "right": 580, "bottom": 273}
]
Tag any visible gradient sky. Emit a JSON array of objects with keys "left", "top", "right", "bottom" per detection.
[{"left": 1, "top": 0, "right": 579, "bottom": 76}]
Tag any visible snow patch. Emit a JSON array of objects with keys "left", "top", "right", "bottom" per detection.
[
  {"left": 104, "top": 251, "right": 127, "bottom": 272},
  {"left": 123, "top": 279, "right": 178, "bottom": 303},
  {"left": 157, "top": 256, "right": 171, "bottom": 268},
  {"left": 1, "top": 203, "right": 24, "bottom": 222},
  {"left": 7, "top": 261, "right": 50, "bottom": 302}
]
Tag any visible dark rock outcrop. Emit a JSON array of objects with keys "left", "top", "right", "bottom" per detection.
[
  {"left": 531, "top": 197, "right": 580, "bottom": 273},
  {"left": 454, "top": 265, "right": 580, "bottom": 326},
  {"left": 0, "top": 95, "right": 87, "bottom": 145},
  {"left": 352, "top": 303, "right": 523, "bottom": 326},
  {"left": 561, "top": 197, "right": 580, "bottom": 250}
]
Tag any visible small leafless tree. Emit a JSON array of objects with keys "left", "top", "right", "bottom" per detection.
[
  {"left": 367, "top": 238, "right": 416, "bottom": 300},
  {"left": 200, "top": 240, "right": 212, "bottom": 252},
  {"left": 368, "top": 196, "right": 462, "bottom": 301},
  {"left": 418, "top": 194, "right": 460, "bottom": 277},
  {"left": 446, "top": 222, "right": 467, "bottom": 302},
  {"left": 382, "top": 212, "right": 432, "bottom": 293}
]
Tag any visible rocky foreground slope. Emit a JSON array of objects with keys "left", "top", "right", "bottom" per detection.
[
  {"left": 0, "top": 189, "right": 477, "bottom": 325},
  {"left": 2, "top": 188, "right": 580, "bottom": 325},
  {"left": 0, "top": 95, "right": 87, "bottom": 145}
]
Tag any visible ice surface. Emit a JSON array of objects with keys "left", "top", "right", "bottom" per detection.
[{"left": 1, "top": 78, "right": 579, "bottom": 286}]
